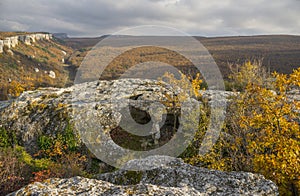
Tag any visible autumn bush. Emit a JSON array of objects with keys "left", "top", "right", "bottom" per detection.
[
  {"left": 0, "top": 147, "right": 32, "bottom": 195},
  {"left": 226, "top": 59, "right": 272, "bottom": 91},
  {"left": 34, "top": 122, "right": 88, "bottom": 179},
  {"left": 180, "top": 62, "right": 300, "bottom": 195},
  {"left": 0, "top": 123, "right": 89, "bottom": 194}
]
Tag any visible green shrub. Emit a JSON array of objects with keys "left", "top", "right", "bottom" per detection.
[
  {"left": 0, "top": 128, "right": 17, "bottom": 147},
  {"left": 37, "top": 121, "right": 80, "bottom": 158},
  {"left": 38, "top": 135, "right": 53, "bottom": 151}
]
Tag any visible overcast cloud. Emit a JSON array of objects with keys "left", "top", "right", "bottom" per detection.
[{"left": 0, "top": 0, "right": 300, "bottom": 37}]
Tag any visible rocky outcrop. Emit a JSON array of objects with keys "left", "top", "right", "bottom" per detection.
[
  {"left": 18, "top": 35, "right": 31, "bottom": 45},
  {"left": 10, "top": 157, "right": 278, "bottom": 195},
  {"left": 0, "top": 79, "right": 183, "bottom": 153},
  {"left": 10, "top": 176, "right": 202, "bottom": 196},
  {"left": 99, "top": 156, "right": 278, "bottom": 195},
  {"left": 2, "top": 36, "right": 19, "bottom": 49},
  {"left": 0, "top": 79, "right": 233, "bottom": 154},
  {"left": 0, "top": 33, "right": 52, "bottom": 53},
  {"left": 1, "top": 78, "right": 298, "bottom": 154},
  {"left": 0, "top": 79, "right": 282, "bottom": 195}
]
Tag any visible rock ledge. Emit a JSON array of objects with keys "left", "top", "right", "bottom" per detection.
[{"left": 10, "top": 156, "right": 278, "bottom": 196}]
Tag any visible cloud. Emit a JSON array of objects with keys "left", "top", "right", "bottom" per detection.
[{"left": 0, "top": 0, "right": 300, "bottom": 36}]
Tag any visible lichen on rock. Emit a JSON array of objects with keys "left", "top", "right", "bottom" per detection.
[{"left": 10, "top": 156, "right": 279, "bottom": 196}]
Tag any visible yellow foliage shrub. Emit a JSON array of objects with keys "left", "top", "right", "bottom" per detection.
[
  {"left": 184, "top": 62, "right": 300, "bottom": 195},
  {"left": 228, "top": 60, "right": 272, "bottom": 91}
]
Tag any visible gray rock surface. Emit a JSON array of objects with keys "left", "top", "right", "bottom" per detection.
[
  {"left": 10, "top": 156, "right": 278, "bottom": 196},
  {"left": 9, "top": 176, "right": 201, "bottom": 196},
  {"left": 96, "top": 156, "right": 278, "bottom": 195},
  {"left": 0, "top": 79, "right": 182, "bottom": 153},
  {"left": 0, "top": 79, "right": 235, "bottom": 155}
]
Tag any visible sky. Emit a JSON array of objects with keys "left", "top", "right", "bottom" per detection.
[{"left": 0, "top": 0, "right": 300, "bottom": 37}]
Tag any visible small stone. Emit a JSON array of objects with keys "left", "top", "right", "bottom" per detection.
[{"left": 49, "top": 70, "right": 56, "bottom": 78}]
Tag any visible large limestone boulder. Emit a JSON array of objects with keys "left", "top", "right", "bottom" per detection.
[
  {"left": 0, "top": 78, "right": 240, "bottom": 156},
  {"left": 0, "top": 79, "right": 185, "bottom": 154},
  {"left": 10, "top": 157, "right": 278, "bottom": 195},
  {"left": 0, "top": 78, "right": 234, "bottom": 164}
]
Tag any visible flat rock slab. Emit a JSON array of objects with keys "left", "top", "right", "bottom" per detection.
[{"left": 10, "top": 156, "right": 278, "bottom": 196}]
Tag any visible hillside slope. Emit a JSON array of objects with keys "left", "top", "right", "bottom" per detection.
[
  {"left": 0, "top": 32, "right": 73, "bottom": 100},
  {"left": 63, "top": 35, "right": 300, "bottom": 79},
  {"left": 2, "top": 34, "right": 299, "bottom": 100},
  {"left": 200, "top": 35, "right": 300, "bottom": 76}
]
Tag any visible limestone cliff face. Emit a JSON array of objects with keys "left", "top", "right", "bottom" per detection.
[{"left": 0, "top": 33, "right": 52, "bottom": 52}]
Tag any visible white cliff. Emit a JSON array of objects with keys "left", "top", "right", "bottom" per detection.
[
  {"left": 0, "top": 33, "right": 52, "bottom": 53},
  {"left": 0, "top": 40, "right": 3, "bottom": 53}
]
